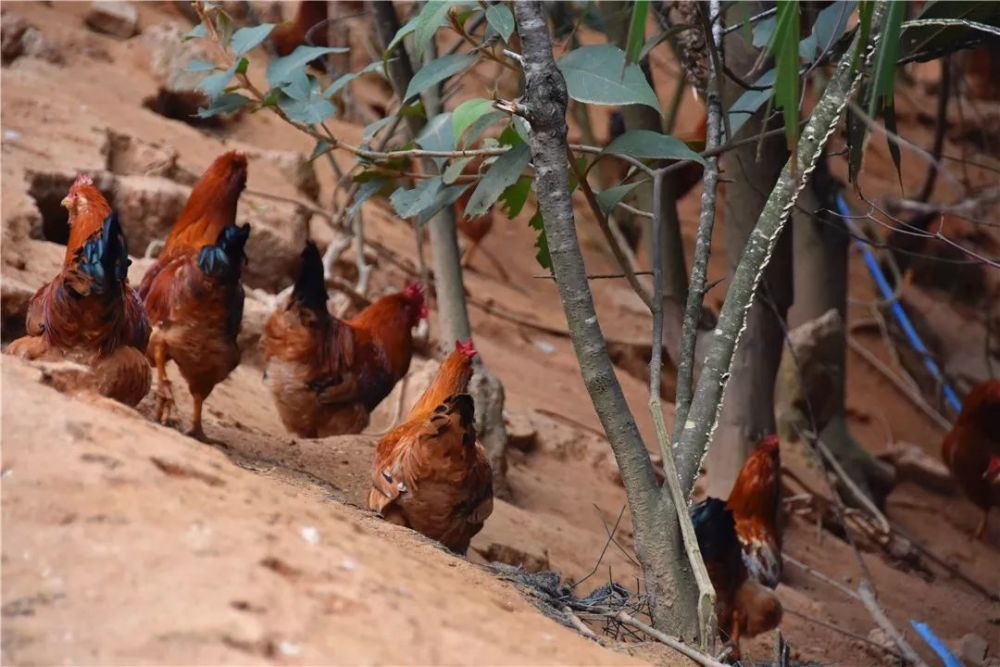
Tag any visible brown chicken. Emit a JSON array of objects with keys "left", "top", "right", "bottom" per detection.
[
  {"left": 692, "top": 498, "right": 782, "bottom": 658},
  {"left": 139, "top": 151, "right": 250, "bottom": 439},
  {"left": 270, "top": 1, "right": 328, "bottom": 61},
  {"left": 8, "top": 176, "right": 150, "bottom": 405},
  {"left": 367, "top": 339, "right": 493, "bottom": 554},
  {"left": 727, "top": 434, "right": 782, "bottom": 588},
  {"left": 262, "top": 241, "right": 427, "bottom": 436},
  {"left": 942, "top": 379, "right": 1000, "bottom": 539}
]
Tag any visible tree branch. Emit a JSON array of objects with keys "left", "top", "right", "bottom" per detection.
[
  {"left": 676, "top": 4, "right": 886, "bottom": 494},
  {"left": 673, "top": 0, "right": 724, "bottom": 448}
]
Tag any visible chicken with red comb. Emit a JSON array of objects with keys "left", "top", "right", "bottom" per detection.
[
  {"left": 943, "top": 379, "right": 1000, "bottom": 539},
  {"left": 727, "top": 434, "right": 782, "bottom": 588},
  {"left": 368, "top": 339, "right": 492, "bottom": 554}
]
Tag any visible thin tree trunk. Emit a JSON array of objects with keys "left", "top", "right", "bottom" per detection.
[
  {"left": 702, "top": 27, "right": 792, "bottom": 499},
  {"left": 370, "top": 1, "right": 510, "bottom": 497},
  {"left": 789, "top": 160, "right": 895, "bottom": 505},
  {"left": 676, "top": 2, "right": 885, "bottom": 495},
  {"left": 513, "top": 0, "right": 700, "bottom": 640}
]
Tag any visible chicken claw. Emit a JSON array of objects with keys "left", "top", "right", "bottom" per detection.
[{"left": 154, "top": 378, "right": 175, "bottom": 425}]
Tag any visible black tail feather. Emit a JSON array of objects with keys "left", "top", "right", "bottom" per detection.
[
  {"left": 198, "top": 223, "right": 250, "bottom": 280},
  {"left": 74, "top": 212, "right": 130, "bottom": 297},
  {"left": 291, "top": 241, "right": 328, "bottom": 314},
  {"left": 690, "top": 497, "right": 740, "bottom": 565}
]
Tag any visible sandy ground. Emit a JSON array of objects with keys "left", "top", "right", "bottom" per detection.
[{"left": 2, "top": 2, "right": 999, "bottom": 666}]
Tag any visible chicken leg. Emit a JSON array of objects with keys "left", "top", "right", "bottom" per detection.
[
  {"left": 187, "top": 392, "right": 206, "bottom": 441},
  {"left": 151, "top": 337, "right": 174, "bottom": 424}
]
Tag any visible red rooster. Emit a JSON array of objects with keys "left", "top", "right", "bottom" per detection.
[
  {"left": 261, "top": 241, "right": 427, "bottom": 437},
  {"left": 367, "top": 339, "right": 493, "bottom": 554},
  {"left": 8, "top": 176, "right": 150, "bottom": 406},
  {"left": 726, "top": 434, "right": 782, "bottom": 588},
  {"left": 139, "top": 151, "right": 250, "bottom": 439},
  {"left": 271, "top": 1, "right": 328, "bottom": 69},
  {"left": 692, "top": 498, "right": 783, "bottom": 658},
  {"left": 942, "top": 379, "right": 1000, "bottom": 539}
]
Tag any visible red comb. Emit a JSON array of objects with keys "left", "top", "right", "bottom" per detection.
[
  {"left": 455, "top": 338, "right": 477, "bottom": 358},
  {"left": 403, "top": 282, "right": 425, "bottom": 299},
  {"left": 71, "top": 174, "right": 94, "bottom": 188},
  {"left": 987, "top": 456, "right": 1000, "bottom": 482},
  {"left": 757, "top": 434, "right": 780, "bottom": 450}
]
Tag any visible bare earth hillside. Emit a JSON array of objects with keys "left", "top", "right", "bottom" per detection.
[{"left": 2, "top": 2, "right": 998, "bottom": 666}]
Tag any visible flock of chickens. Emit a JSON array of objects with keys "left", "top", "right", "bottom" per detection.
[
  {"left": 4, "top": 1, "right": 999, "bottom": 654},
  {"left": 9, "top": 146, "right": 998, "bottom": 656},
  {"left": 7, "top": 151, "right": 493, "bottom": 558}
]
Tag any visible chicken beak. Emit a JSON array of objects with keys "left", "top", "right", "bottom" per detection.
[{"left": 60, "top": 195, "right": 72, "bottom": 209}]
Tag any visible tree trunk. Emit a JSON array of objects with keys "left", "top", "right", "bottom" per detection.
[
  {"left": 700, "top": 26, "right": 792, "bottom": 499},
  {"left": 370, "top": 1, "right": 509, "bottom": 497},
  {"left": 513, "top": 1, "right": 700, "bottom": 640},
  {"left": 788, "top": 160, "right": 896, "bottom": 506},
  {"left": 675, "top": 1, "right": 883, "bottom": 495}
]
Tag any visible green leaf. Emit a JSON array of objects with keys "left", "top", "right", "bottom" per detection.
[
  {"left": 278, "top": 77, "right": 335, "bottom": 124},
  {"left": 404, "top": 53, "right": 477, "bottom": 103},
  {"left": 557, "top": 44, "right": 661, "bottom": 112},
  {"left": 198, "top": 59, "right": 240, "bottom": 100},
  {"left": 753, "top": 16, "right": 776, "bottom": 48},
  {"left": 727, "top": 68, "right": 776, "bottom": 139},
  {"left": 596, "top": 181, "right": 642, "bottom": 215},
  {"left": 310, "top": 140, "right": 333, "bottom": 161},
  {"left": 197, "top": 92, "right": 250, "bottom": 118},
  {"left": 807, "top": 1, "right": 855, "bottom": 59},
  {"left": 183, "top": 22, "right": 207, "bottom": 40},
  {"left": 235, "top": 56, "right": 249, "bottom": 75},
  {"left": 349, "top": 177, "right": 390, "bottom": 217},
  {"left": 443, "top": 157, "right": 474, "bottom": 184},
  {"left": 462, "top": 110, "right": 506, "bottom": 147},
  {"left": 415, "top": 112, "right": 454, "bottom": 169},
  {"left": 771, "top": 0, "right": 801, "bottom": 152},
  {"left": 390, "top": 177, "right": 469, "bottom": 225},
  {"left": 322, "top": 61, "right": 383, "bottom": 99},
  {"left": 452, "top": 98, "right": 494, "bottom": 143},
  {"left": 602, "top": 129, "right": 706, "bottom": 164},
  {"left": 416, "top": 183, "right": 469, "bottom": 226},
  {"left": 362, "top": 116, "right": 395, "bottom": 141},
  {"left": 391, "top": 179, "right": 445, "bottom": 219},
  {"left": 624, "top": 0, "right": 649, "bottom": 64},
  {"left": 214, "top": 9, "right": 235, "bottom": 48},
  {"left": 883, "top": 99, "right": 903, "bottom": 191},
  {"left": 464, "top": 143, "right": 531, "bottom": 217},
  {"left": 853, "top": 1, "right": 875, "bottom": 74},
  {"left": 867, "top": 0, "right": 904, "bottom": 119},
  {"left": 232, "top": 23, "right": 274, "bottom": 56},
  {"left": 499, "top": 175, "right": 532, "bottom": 218},
  {"left": 267, "top": 46, "right": 350, "bottom": 87},
  {"left": 901, "top": 1, "right": 998, "bottom": 62},
  {"left": 187, "top": 59, "right": 216, "bottom": 73},
  {"left": 485, "top": 3, "right": 515, "bottom": 42},
  {"left": 413, "top": 1, "right": 468, "bottom": 61},
  {"left": 528, "top": 209, "right": 551, "bottom": 270},
  {"left": 281, "top": 69, "right": 312, "bottom": 100}
]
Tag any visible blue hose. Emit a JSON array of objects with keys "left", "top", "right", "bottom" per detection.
[
  {"left": 910, "top": 620, "right": 964, "bottom": 667},
  {"left": 834, "top": 193, "right": 962, "bottom": 414}
]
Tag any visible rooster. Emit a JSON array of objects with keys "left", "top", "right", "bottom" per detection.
[
  {"left": 139, "top": 151, "right": 250, "bottom": 440},
  {"left": 367, "top": 339, "right": 493, "bottom": 554},
  {"left": 692, "top": 498, "right": 783, "bottom": 658},
  {"left": 726, "top": 434, "right": 782, "bottom": 588},
  {"left": 8, "top": 176, "right": 150, "bottom": 406},
  {"left": 942, "top": 379, "right": 1000, "bottom": 539},
  {"left": 261, "top": 241, "right": 427, "bottom": 436},
  {"left": 271, "top": 1, "right": 328, "bottom": 66}
]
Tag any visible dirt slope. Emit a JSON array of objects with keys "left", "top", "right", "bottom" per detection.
[{"left": 2, "top": 2, "right": 999, "bottom": 667}]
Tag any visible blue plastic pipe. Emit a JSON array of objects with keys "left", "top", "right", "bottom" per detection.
[
  {"left": 910, "top": 620, "right": 964, "bottom": 667},
  {"left": 834, "top": 193, "right": 962, "bottom": 414}
]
